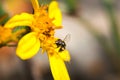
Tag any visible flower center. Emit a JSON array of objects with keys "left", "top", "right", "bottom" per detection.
[
  {"left": 30, "top": 6, "right": 57, "bottom": 51},
  {"left": 32, "top": 6, "right": 55, "bottom": 37}
]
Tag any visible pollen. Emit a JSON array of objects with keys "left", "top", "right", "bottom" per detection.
[{"left": 30, "top": 6, "right": 57, "bottom": 47}]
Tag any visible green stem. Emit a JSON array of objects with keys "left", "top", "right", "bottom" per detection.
[
  {"left": 6, "top": 44, "right": 17, "bottom": 47},
  {"left": 102, "top": 0, "right": 120, "bottom": 54}
]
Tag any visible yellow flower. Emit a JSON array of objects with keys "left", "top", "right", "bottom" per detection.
[
  {"left": 4, "top": 0, "right": 70, "bottom": 80},
  {"left": 0, "top": 26, "right": 12, "bottom": 43}
]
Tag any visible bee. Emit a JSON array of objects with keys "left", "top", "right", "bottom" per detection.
[{"left": 55, "top": 34, "right": 70, "bottom": 52}]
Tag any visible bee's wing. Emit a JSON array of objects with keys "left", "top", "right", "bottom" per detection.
[{"left": 63, "top": 34, "right": 71, "bottom": 44}]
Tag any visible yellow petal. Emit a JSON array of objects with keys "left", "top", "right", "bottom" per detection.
[
  {"left": 48, "top": 53, "right": 70, "bottom": 80},
  {"left": 59, "top": 50, "right": 71, "bottom": 62},
  {"left": 16, "top": 32, "right": 40, "bottom": 60},
  {"left": 4, "top": 13, "right": 34, "bottom": 28},
  {"left": 31, "top": 0, "right": 39, "bottom": 11},
  {"left": 49, "top": 1, "right": 62, "bottom": 28}
]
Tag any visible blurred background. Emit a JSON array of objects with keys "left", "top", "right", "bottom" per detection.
[{"left": 0, "top": 0, "right": 120, "bottom": 80}]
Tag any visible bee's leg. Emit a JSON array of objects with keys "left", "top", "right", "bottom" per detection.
[{"left": 59, "top": 47, "right": 65, "bottom": 52}]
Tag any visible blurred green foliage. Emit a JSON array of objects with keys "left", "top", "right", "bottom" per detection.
[
  {"left": 0, "top": 2, "right": 10, "bottom": 25},
  {"left": 102, "top": 0, "right": 120, "bottom": 53},
  {"left": 78, "top": 0, "right": 120, "bottom": 75},
  {"left": 64, "top": 0, "right": 76, "bottom": 15},
  {"left": 38, "top": 0, "right": 51, "bottom": 5}
]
